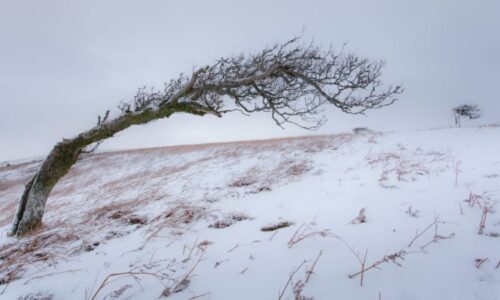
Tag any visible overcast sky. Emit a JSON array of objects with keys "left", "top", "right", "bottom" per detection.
[{"left": 1, "top": 0, "right": 499, "bottom": 162}]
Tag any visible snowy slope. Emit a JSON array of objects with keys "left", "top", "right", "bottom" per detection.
[{"left": 0, "top": 126, "right": 499, "bottom": 300}]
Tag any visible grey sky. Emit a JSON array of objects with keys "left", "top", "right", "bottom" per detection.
[{"left": 1, "top": 0, "right": 499, "bottom": 161}]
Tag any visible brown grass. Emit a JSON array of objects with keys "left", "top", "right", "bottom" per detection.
[
  {"left": 0, "top": 133, "right": 355, "bottom": 288},
  {"left": 0, "top": 229, "right": 79, "bottom": 286}
]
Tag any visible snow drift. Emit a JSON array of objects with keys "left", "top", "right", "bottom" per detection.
[{"left": 0, "top": 126, "right": 499, "bottom": 300}]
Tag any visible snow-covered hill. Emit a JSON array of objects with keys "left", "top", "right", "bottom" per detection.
[{"left": 1, "top": 126, "right": 499, "bottom": 300}]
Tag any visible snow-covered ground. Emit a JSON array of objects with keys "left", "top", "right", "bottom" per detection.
[{"left": 0, "top": 126, "right": 499, "bottom": 300}]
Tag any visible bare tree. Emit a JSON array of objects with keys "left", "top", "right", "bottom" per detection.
[
  {"left": 9, "top": 37, "right": 402, "bottom": 236},
  {"left": 453, "top": 104, "right": 481, "bottom": 127}
]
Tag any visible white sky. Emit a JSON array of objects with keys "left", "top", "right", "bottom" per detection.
[{"left": 1, "top": 0, "right": 499, "bottom": 161}]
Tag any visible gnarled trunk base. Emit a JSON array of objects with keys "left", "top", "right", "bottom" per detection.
[
  {"left": 9, "top": 103, "right": 217, "bottom": 236},
  {"left": 9, "top": 141, "right": 80, "bottom": 236}
]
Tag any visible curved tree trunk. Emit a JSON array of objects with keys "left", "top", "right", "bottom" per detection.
[
  {"left": 9, "top": 38, "right": 402, "bottom": 236},
  {"left": 9, "top": 102, "right": 217, "bottom": 236}
]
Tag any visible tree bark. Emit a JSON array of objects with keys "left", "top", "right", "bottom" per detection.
[{"left": 9, "top": 102, "right": 216, "bottom": 236}]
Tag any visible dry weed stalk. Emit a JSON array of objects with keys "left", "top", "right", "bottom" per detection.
[
  {"left": 474, "top": 258, "right": 488, "bottom": 269},
  {"left": 88, "top": 271, "right": 173, "bottom": 300},
  {"left": 292, "top": 280, "right": 314, "bottom": 300},
  {"left": 227, "top": 243, "right": 242, "bottom": 253},
  {"left": 342, "top": 215, "right": 454, "bottom": 286},
  {"left": 163, "top": 251, "right": 205, "bottom": 297},
  {"left": 465, "top": 192, "right": 482, "bottom": 208},
  {"left": 405, "top": 206, "right": 419, "bottom": 218},
  {"left": 454, "top": 160, "right": 461, "bottom": 187},
  {"left": 269, "top": 230, "right": 279, "bottom": 241},
  {"left": 349, "top": 208, "right": 367, "bottom": 224},
  {"left": 408, "top": 216, "right": 447, "bottom": 247},
  {"left": 23, "top": 269, "right": 82, "bottom": 285},
  {"left": 463, "top": 191, "right": 497, "bottom": 235},
  {"left": 419, "top": 223, "right": 455, "bottom": 251},
  {"left": 367, "top": 149, "right": 447, "bottom": 188},
  {"left": 340, "top": 237, "right": 407, "bottom": 286},
  {"left": 144, "top": 202, "right": 209, "bottom": 247},
  {"left": 288, "top": 222, "right": 333, "bottom": 248},
  {"left": 188, "top": 292, "right": 211, "bottom": 300},
  {"left": 305, "top": 250, "right": 323, "bottom": 283},
  {"left": 347, "top": 249, "right": 406, "bottom": 286},
  {"left": 227, "top": 240, "right": 261, "bottom": 253},
  {"left": 0, "top": 230, "right": 79, "bottom": 286},
  {"left": 278, "top": 260, "right": 307, "bottom": 300},
  {"left": 477, "top": 201, "right": 495, "bottom": 235},
  {"left": 478, "top": 206, "right": 489, "bottom": 235},
  {"left": 89, "top": 250, "right": 205, "bottom": 300}
]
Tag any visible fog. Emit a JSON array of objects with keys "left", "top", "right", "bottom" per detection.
[{"left": 1, "top": 0, "right": 499, "bottom": 161}]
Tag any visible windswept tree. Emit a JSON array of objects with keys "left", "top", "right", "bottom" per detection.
[
  {"left": 452, "top": 104, "right": 481, "bottom": 127},
  {"left": 10, "top": 37, "right": 402, "bottom": 236}
]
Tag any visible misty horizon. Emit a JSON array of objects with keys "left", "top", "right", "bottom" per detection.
[{"left": 1, "top": 0, "right": 499, "bottom": 161}]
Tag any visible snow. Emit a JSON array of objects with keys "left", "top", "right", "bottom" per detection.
[{"left": 0, "top": 126, "right": 499, "bottom": 300}]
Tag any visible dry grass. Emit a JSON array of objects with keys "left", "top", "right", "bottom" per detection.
[
  {"left": 87, "top": 247, "right": 206, "bottom": 300},
  {"left": 367, "top": 148, "right": 449, "bottom": 188},
  {"left": 350, "top": 249, "right": 406, "bottom": 287},
  {"left": 0, "top": 229, "right": 79, "bottom": 286},
  {"left": 278, "top": 251, "right": 322, "bottom": 300},
  {"left": 405, "top": 206, "right": 420, "bottom": 218},
  {"left": 144, "top": 202, "right": 211, "bottom": 247},
  {"left": 341, "top": 216, "right": 455, "bottom": 286},
  {"left": 0, "top": 133, "right": 354, "bottom": 290},
  {"left": 288, "top": 221, "right": 333, "bottom": 248},
  {"left": 16, "top": 291, "right": 54, "bottom": 300},
  {"left": 464, "top": 191, "right": 498, "bottom": 235},
  {"left": 474, "top": 258, "right": 489, "bottom": 269},
  {"left": 349, "top": 208, "right": 367, "bottom": 224}
]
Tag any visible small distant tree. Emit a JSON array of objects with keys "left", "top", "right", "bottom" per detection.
[
  {"left": 9, "top": 37, "right": 403, "bottom": 236},
  {"left": 452, "top": 104, "right": 481, "bottom": 127}
]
